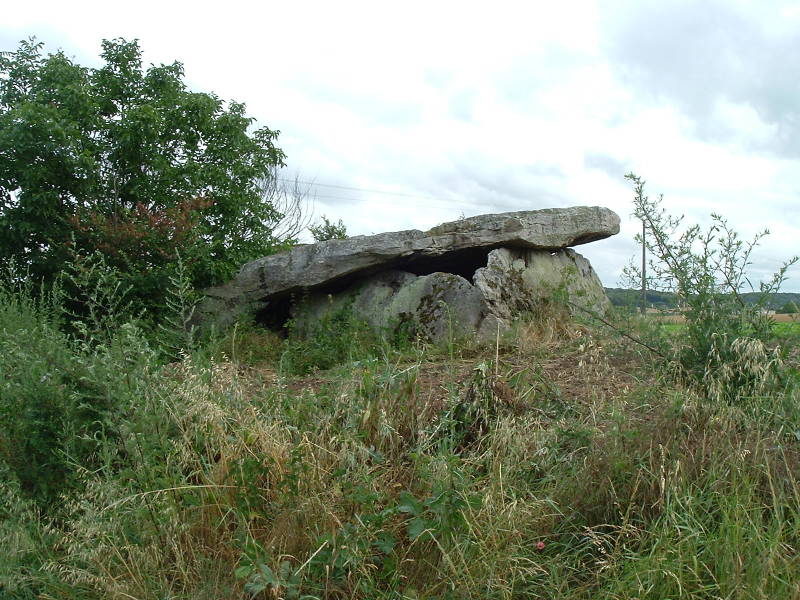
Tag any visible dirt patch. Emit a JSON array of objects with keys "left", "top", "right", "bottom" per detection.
[
  {"left": 229, "top": 322, "right": 648, "bottom": 424},
  {"left": 772, "top": 313, "right": 800, "bottom": 323}
]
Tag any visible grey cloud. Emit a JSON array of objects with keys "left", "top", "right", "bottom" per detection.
[
  {"left": 584, "top": 152, "right": 629, "bottom": 179},
  {"left": 442, "top": 158, "right": 569, "bottom": 212},
  {"left": 578, "top": 233, "right": 638, "bottom": 287},
  {"left": 602, "top": 1, "right": 800, "bottom": 156},
  {"left": 367, "top": 157, "right": 572, "bottom": 219},
  {"left": 526, "top": 162, "right": 565, "bottom": 178},
  {"left": 423, "top": 67, "right": 455, "bottom": 88}
]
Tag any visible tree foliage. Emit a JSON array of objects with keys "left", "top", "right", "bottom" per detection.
[
  {"left": 309, "top": 215, "right": 347, "bottom": 241},
  {"left": 0, "top": 38, "right": 286, "bottom": 307}
]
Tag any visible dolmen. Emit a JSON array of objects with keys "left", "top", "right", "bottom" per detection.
[{"left": 196, "top": 206, "right": 620, "bottom": 342}]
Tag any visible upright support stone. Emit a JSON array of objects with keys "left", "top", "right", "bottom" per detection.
[{"left": 473, "top": 248, "right": 611, "bottom": 322}]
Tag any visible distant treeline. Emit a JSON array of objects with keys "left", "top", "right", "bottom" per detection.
[{"left": 605, "top": 288, "right": 800, "bottom": 312}]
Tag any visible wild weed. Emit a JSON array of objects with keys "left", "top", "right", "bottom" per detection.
[{"left": 623, "top": 173, "right": 798, "bottom": 402}]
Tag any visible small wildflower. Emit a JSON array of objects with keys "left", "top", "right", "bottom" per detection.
[{"left": 536, "top": 541, "right": 545, "bottom": 551}]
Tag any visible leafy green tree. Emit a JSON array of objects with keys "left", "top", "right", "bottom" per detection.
[
  {"left": 0, "top": 38, "right": 286, "bottom": 307},
  {"left": 309, "top": 215, "right": 347, "bottom": 241},
  {"left": 777, "top": 301, "right": 798, "bottom": 314}
]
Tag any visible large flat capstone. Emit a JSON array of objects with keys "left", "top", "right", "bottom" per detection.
[{"left": 198, "top": 206, "right": 619, "bottom": 328}]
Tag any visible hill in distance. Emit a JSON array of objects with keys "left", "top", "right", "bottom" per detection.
[{"left": 605, "top": 288, "right": 800, "bottom": 311}]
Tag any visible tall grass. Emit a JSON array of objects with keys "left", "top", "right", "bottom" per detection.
[{"left": 1, "top": 271, "right": 799, "bottom": 598}]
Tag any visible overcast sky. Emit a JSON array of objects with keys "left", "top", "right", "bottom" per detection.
[{"left": 3, "top": 0, "right": 799, "bottom": 290}]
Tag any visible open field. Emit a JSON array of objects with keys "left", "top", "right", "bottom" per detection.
[
  {"left": 645, "top": 312, "right": 800, "bottom": 339},
  {"left": 649, "top": 310, "right": 799, "bottom": 324}
]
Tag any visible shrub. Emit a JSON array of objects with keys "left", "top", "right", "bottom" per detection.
[
  {"left": 279, "top": 304, "right": 381, "bottom": 374},
  {"left": 0, "top": 280, "right": 76, "bottom": 503},
  {"left": 623, "top": 173, "right": 798, "bottom": 401},
  {"left": 0, "top": 278, "right": 155, "bottom": 506},
  {"left": 0, "top": 252, "right": 194, "bottom": 508},
  {"left": 309, "top": 215, "right": 348, "bottom": 241}
]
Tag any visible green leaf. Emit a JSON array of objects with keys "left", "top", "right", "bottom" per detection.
[
  {"left": 397, "top": 491, "right": 422, "bottom": 515},
  {"left": 243, "top": 581, "right": 267, "bottom": 595},
  {"left": 234, "top": 565, "right": 254, "bottom": 579},
  {"left": 257, "top": 563, "right": 277, "bottom": 585},
  {"left": 373, "top": 532, "right": 396, "bottom": 554},
  {"left": 407, "top": 517, "right": 432, "bottom": 541}
]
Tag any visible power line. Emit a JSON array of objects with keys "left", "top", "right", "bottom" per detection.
[
  {"left": 307, "top": 192, "right": 481, "bottom": 211},
  {"left": 277, "top": 178, "right": 448, "bottom": 202},
  {"left": 275, "top": 175, "right": 527, "bottom": 215},
  {"left": 278, "top": 178, "right": 491, "bottom": 210}
]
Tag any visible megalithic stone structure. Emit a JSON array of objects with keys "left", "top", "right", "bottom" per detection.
[{"left": 195, "top": 206, "right": 620, "bottom": 338}]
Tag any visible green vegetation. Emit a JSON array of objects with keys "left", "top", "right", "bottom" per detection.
[
  {"left": 2, "top": 253, "right": 799, "bottom": 598},
  {"left": 0, "top": 38, "right": 286, "bottom": 311},
  {"left": 606, "top": 287, "right": 800, "bottom": 312},
  {"left": 624, "top": 172, "right": 797, "bottom": 402},
  {"left": 309, "top": 215, "right": 348, "bottom": 242}
]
